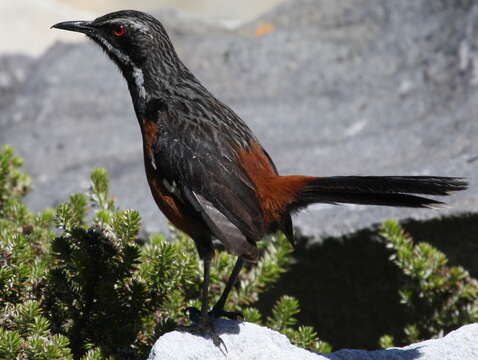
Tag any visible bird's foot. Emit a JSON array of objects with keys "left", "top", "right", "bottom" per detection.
[
  {"left": 209, "top": 307, "right": 244, "bottom": 321},
  {"left": 177, "top": 307, "right": 226, "bottom": 349},
  {"left": 177, "top": 306, "right": 243, "bottom": 348}
]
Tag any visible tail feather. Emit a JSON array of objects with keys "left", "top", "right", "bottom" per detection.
[{"left": 291, "top": 176, "right": 467, "bottom": 210}]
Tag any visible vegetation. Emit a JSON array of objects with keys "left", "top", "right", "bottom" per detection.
[
  {"left": 0, "top": 146, "right": 329, "bottom": 359},
  {"left": 1, "top": 145, "right": 476, "bottom": 358},
  {"left": 379, "top": 219, "right": 478, "bottom": 347}
]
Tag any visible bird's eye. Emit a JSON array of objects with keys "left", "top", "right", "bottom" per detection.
[{"left": 112, "top": 25, "right": 126, "bottom": 37}]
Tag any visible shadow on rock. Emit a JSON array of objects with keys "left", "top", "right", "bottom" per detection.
[
  {"left": 257, "top": 213, "right": 478, "bottom": 350},
  {"left": 324, "top": 346, "right": 422, "bottom": 360}
]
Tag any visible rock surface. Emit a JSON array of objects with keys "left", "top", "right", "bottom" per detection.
[
  {"left": 1, "top": 0, "right": 477, "bottom": 238},
  {"left": 148, "top": 320, "right": 478, "bottom": 360}
]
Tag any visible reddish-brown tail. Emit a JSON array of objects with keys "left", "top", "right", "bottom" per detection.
[
  {"left": 289, "top": 176, "right": 468, "bottom": 211},
  {"left": 236, "top": 143, "right": 467, "bottom": 223}
]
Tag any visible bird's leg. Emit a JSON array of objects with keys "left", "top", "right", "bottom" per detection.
[
  {"left": 199, "top": 254, "right": 227, "bottom": 348},
  {"left": 181, "top": 250, "right": 244, "bottom": 349},
  {"left": 199, "top": 253, "right": 212, "bottom": 326},
  {"left": 210, "top": 257, "right": 245, "bottom": 320},
  {"left": 181, "top": 244, "right": 225, "bottom": 348}
]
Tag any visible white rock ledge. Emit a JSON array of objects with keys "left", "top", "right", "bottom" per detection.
[{"left": 147, "top": 320, "right": 478, "bottom": 360}]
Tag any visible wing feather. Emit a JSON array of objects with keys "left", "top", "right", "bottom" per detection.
[{"left": 150, "top": 104, "right": 264, "bottom": 259}]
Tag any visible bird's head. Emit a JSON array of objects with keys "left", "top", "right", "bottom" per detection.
[{"left": 52, "top": 10, "right": 181, "bottom": 101}]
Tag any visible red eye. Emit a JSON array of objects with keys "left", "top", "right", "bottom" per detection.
[{"left": 112, "top": 25, "right": 125, "bottom": 37}]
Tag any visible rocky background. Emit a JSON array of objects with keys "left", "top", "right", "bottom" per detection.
[{"left": 1, "top": 0, "right": 477, "bottom": 349}]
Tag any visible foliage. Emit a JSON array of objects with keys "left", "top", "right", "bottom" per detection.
[
  {"left": 265, "top": 295, "right": 332, "bottom": 353},
  {"left": 378, "top": 219, "right": 478, "bottom": 347},
  {"left": 0, "top": 146, "right": 329, "bottom": 359},
  {"left": 0, "top": 146, "right": 70, "bottom": 359},
  {"left": 3, "top": 145, "right": 477, "bottom": 357},
  {"left": 0, "top": 145, "right": 31, "bottom": 208}
]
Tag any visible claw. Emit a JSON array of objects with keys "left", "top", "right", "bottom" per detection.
[
  {"left": 178, "top": 306, "right": 228, "bottom": 352},
  {"left": 211, "top": 330, "right": 226, "bottom": 350}
]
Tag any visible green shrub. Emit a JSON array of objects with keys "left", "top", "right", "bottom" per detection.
[
  {"left": 0, "top": 146, "right": 329, "bottom": 359},
  {"left": 5, "top": 144, "right": 475, "bottom": 357},
  {"left": 0, "top": 146, "right": 70, "bottom": 359},
  {"left": 379, "top": 219, "right": 478, "bottom": 347}
]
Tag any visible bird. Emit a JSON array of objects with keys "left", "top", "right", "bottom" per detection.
[{"left": 52, "top": 10, "right": 467, "bottom": 345}]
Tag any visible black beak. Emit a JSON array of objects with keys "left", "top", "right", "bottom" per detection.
[{"left": 51, "top": 20, "right": 94, "bottom": 34}]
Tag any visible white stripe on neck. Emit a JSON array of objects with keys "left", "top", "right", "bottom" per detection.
[{"left": 96, "top": 36, "right": 147, "bottom": 100}]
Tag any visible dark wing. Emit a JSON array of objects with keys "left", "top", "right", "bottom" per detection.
[{"left": 151, "top": 104, "right": 265, "bottom": 261}]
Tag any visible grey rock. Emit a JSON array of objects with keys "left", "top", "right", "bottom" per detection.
[
  {"left": 0, "top": 0, "right": 477, "bottom": 237},
  {"left": 148, "top": 320, "right": 320, "bottom": 360},
  {"left": 147, "top": 321, "right": 478, "bottom": 360},
  {"left": 0, "top": 54, "right": 34, "bottom": 111}
]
